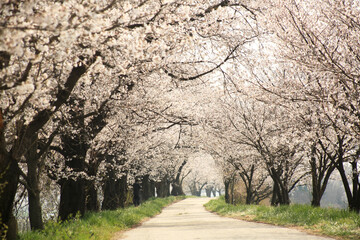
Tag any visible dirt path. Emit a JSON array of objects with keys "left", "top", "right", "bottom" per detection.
[{"left": 118, "top": 198, "right": 333, "bottom": 240}]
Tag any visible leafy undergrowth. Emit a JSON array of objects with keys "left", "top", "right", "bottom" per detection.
[
  {"left": 204, "top": 196, "right": 360, "bottom": 240},
  {"left": 20, "top": 196, "right": 184, "bottom": 240}
]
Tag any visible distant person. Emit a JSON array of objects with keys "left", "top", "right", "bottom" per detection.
[{"left": 133, "top": 181, "right": 141, "bottom": 206}]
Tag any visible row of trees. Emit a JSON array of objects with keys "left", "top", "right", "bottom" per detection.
[
  {"left": 200, "top": 0, "right": 360, "bottom": 212},
  {"left": 1, "top": 0, "right": 359, "bottom": 239},
  {"left": 0, "top": 0, "right": 253, "bottom": 239}
]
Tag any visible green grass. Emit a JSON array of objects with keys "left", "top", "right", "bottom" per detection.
[
  {"left": 20, "top": 196, "right": 184, "bottom": 240},
  {"left": 204, "top": 196, "right": 360, "bottom": 240}
]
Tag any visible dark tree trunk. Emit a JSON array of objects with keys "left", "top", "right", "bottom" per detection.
[
  {"left": 337, "top": 159, "right": 360, "bottom": 212},
  {"left": 155, "top": 179, "right": 170, "bottom": 198},
  {"left": 102, "top": 175, "right": 127, "bottom": 210},
  {"left": 85, "top": 154, "right": 101, "bottom": 212},
  {"left": 171, "top": 160, "right": 187, "bottom": 196},
  {"left": 85, "top": 181, "right": 99, "bottom": 212},
  {"left": 189, "top": 182, "right": 198, "bottom": 196},
  {"left": 0, "top": 157, "right": 19, "bottom": 240},
  {"left": 280, "top": 183, "right": 290, "bottom": 205},
  {"left": 269, "top": 167, "right": 290, "bottom": 206},
  {"left": 272, "top": 179, "right": 290, "bottom": 205},
  {"left": 150, "top": 180, "right": 156, "bottom": 198},
  {"left": 245, "top": 188, "right": 253, "bottom": 205},
  {"left": 59, "top": 178, "right": 86, "bottom": 221},
  {"left": 58, "top": 129, "right": 88, "bottom": 221},
  {"left": 212, "top": 188, "right": 217, "bottom": 197},
  {"left": 102, "top": 154, "right": 127, "bottom": 210},
  {"left": 26, "top": 135, "right": 44, "bottom": 230},
  {"left": 328, "top": 136, "right": 360, "bottom": 212},
  {"left": 350, "top": 161, "right": 360, "bottom": 212},
  {"left": 57, "top": 97, "right": 90, "bottom": 220},
  {"left": 171, "top": 183, "right": 184, "bottom": 196},
  {"left": 118, "top": 175, "right": 128, "bottom": 208},
  {"left": 205, "top": 186, "right": 213, "bottom": 197},
  {"left": 271, "top": 181, "right": 279, "bottom": 206},
  {"left": 102, "top": 178, "right": 118, "bottom": 210},
  {"left": 310, "top": 143, "right": 336, "bottom": 207},
  {"left": 224, "top": 179, "right": 230, "bottom": 204},
  {"left": 141, "top": 175, "right": 153, "bottom": 201},
  {"left": 28, "top": 188, "right": 43, "bottom": 230},
  {"left": 310, "top": 145, "right": 320, "bottom": 207}
]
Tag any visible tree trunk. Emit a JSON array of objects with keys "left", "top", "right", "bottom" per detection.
[
  {"left": 151, "top": 180, "right": 156, "bottom": 197},
  {"left": 205, "top": 186, "right": 213, "bottom": 197},
  {"left": 269, "top": 168, "right": 290, "bottom": 206},
  {"left": 350, "top": 161, "right": 360, "bottom": 212},
  {"left": 58, "top": 98, "right": 88, "bottom": 220},
  {"left": 59, "top": 178, "right": 86, "bottom": 221},
  {"left": 245, "top": 188, "right": 253, "bottom": 205},
  {"left": 310, "top": 143, "right": 336, "bottom": 207},
  {"left": 102, "top": 178, "right": 118, "bottom": 210},
  {"left": 171, "top": 160, "right": 187, "bottom": 196},
  {"left": 334, "top": 138, "right": 360, "bottom": 212},
  {"left": 171, "top": 180, "right": 184, "bottom": 196},
  {"left": 85, "top": 181, "right": 99, "bottom": 212},
  {"left": 27, "top": 160, "right": 44, "bottom": 230},
  {"left": 102, "top": 175, "right": 127, "bottom": 210},
  {"left": 311, "top": 186, "right": 321, "bottom": 207},
  {"left": 211, "top": 188, "right": 217, "bottom": 197},
  {"left": 224, "top": 179, "right": 230, "bottom": 204},
  {"left": 26, "top": 133, "right": 44, "bottom": 230},
  {"left": 0, "top": 157, "right": 19, "bottom": 240},
  {"left": 155, "top": 179, "right": 170, "bottom": 198},
  {"left": 85, "top": 154, "right": 101, "bottom": 212},
  {"left": 280, "top": 184, "right": 290, "bottom": 205},
  {"left": 118, "top": 175, "right": 128, "bottom": 208},
  {"left": 141, "top": 175, "right": 153, "bottom": 201},
  {"left": 271, "top": 181, "right": 279, "bottom": 206}
]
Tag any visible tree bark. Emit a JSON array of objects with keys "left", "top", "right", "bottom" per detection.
[
  {"left": 102, "top": 177, "right": 118, "bottom": 210},
  {"left": 26, "top": 134, "right": 44, "bottom": 230},
  {"left": 0, "top": 157, "right": 19, "bottom": 240},
  {"left": 102, "top": 174, "right": 128, "bottom": 210},
  {"left": 310, "top": 143, "right": 336, "bottom": 207},
  {"left": 350, "top": 161, "right": 360, "bottom": 212},
  {"left": 118, "top": 175, "right": 128, "bottom": 208},
  {"left": 205, "top": 186, "right": 213, "bottom": 197},
  {"left": 85, "top": 181, "right": 99, "bottom": 212},
  {"left": 85, "top": 154, "right": 101, "bottom": 212},
  {"left": 224, "top": 180, "right": 230, "bottom": 203},
  {"left": 211, "top": 188, "right": 217, "bottom": 197},
  {"left": 141, "top": 175, "right": 153, "bottom": 201},
  {"left": 271, "top": 181, "right": 279, "bottom": 206},
  {"left": 58, "top": 126, "right": 88, "bottom": 221},
  {"left": 155, "top": 179, "right": 170, "bottom": 197},
  {"left": 171, "top": 183, "right": 184, "bottom": 196},
  {"left": 59, "top": 178, "right": 86, "bottom": 221},
  {"left": 171, "top": 160, "right": 187, "bottom": 196}
]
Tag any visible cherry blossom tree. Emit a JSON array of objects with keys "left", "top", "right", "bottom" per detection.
[
  {"left": 0, "top": 1, "right": 263, "bottom": 237},
  {"left": 250, "top": 0, "right": 360, "bottom": 211}
]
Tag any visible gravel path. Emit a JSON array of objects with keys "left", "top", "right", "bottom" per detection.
[{"left": 118, "top": 198, "right": 333, "bottom": 240}]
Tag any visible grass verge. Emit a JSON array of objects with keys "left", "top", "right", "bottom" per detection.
[
  {"left": 204, "top": 196, "right": 360, "bottom": 240},
  {"left": 20, "top": 196, "right": 184, "bottom": 240}
]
